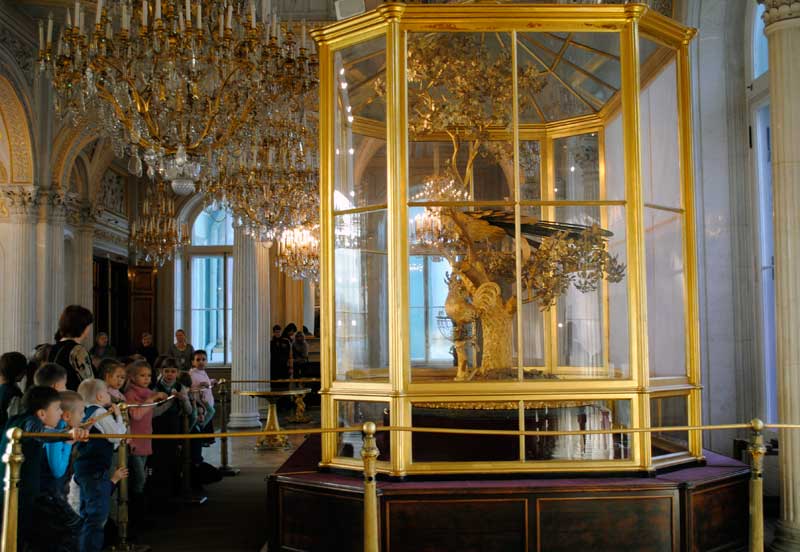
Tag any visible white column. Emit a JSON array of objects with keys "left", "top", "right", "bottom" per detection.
[
  {"left": 74, "top": 222, "right": 95, "bottom": 308},
  {"left": 0, "top": 189, "right": 40, "bottom": 354},
  {"left": 37, "top": 195, "right": 66, "bottom": 343},
  {"left": 303, "top": 279, "right": 315, "bottom": 334},
  {"left": 762, "top": 1, "right": 800, "bottom": 549},
  {"left": 257, "top": 241, "right": 272, "bottom": 376},
  {"left": 228, "top": 227, "right": 264, "bottom": 428}
]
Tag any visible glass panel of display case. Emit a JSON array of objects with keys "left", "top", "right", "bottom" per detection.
[
  {"left": 336, "top": 400, "right": 390, "bottom": 461},
  {"left": 639, "top": 35, "right": 669, "bottom": 81},
  {"left": 558, "top": 32, "right": 621, "bottom": 108},
  {"left": 518, "top": 205, "right": 628, "bottom": 378},
  {"left": 521, "top": 300, "right": 546, "bottom": 370},
  {"left": 603, "top": 111, "right": 625, "bottom": 201},
  {"left": 411, "top": 401, "right": 520, "bottom": 462},
  {"left": 555, "top": 205, "right": 628, "bottom": 378},
  {"left": 408, "top": 140, "right": 513, "bottom": 203},
  {"left": 517, "top": 201, "right": 547, "bottom": 372},
  {"left": 524, "top": 399, "right": 631, "bottom": 461},
  {"left": 640, "top": 49, "right": 681, "bottom": 209},
  {"left": 333, "top": 37, "right": 387, "bottom": 210},
  {"left": 645, "top": 207, "right": 686, "bottom": 378},
  {"left": 333, "top": 132, "right": 387, "bottom": 210},
  {"left": 517, "top": 32, "right": 620, "bottom": 123},
  {"left": 650, "top": 395, "right": 689, "bottom": 456},
  {"left": 557, "top": 285, "right": 604, "bottom": 372},
  {"left": 520, "top": 140, "right": 542, "bottom": 201},
  {"left": 333, "top": 36, "right": 386, "bottom": 122},
  {"left": 553, "top": 133, "right": 600, "bottom": 201},
  {"left": 605, "top": 205, "right": 630, "bottom": 377},
  {"left": 406, "top": 32, "right": 512, "bottom": 203},
  {"left": 334, "top": 210, "right": 389, "bottom": 381},
  {"left": 408, "top": 205, "right": 519, "bottom": 381}
]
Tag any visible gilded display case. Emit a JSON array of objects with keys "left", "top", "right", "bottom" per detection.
[{"left": 311, "top": 2, "right": 698, "bottom": 476}]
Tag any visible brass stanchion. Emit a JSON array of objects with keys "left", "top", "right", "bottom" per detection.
[
  {"left": 1, "top": 427, "right": 24, "bottom": 552},
  {"left": 748, "top": 418, "right": 766, "bottom": 552},
  {"left": 217, "top": 380, "right": 239, "bottom": 476},
  {"left": 116, "top": 432, "right": 130, "bottom": 549},
  {"left": 181, "top": 413, "right": 207, "bottom": 505},
  {"left": 361, "top": 422, "right": 380, "bottom": 552}
]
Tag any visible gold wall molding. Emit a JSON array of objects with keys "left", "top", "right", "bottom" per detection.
[{"left": 0, "top": 77, "right": 32, "bottom": 184}]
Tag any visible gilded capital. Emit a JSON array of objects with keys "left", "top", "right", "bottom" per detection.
[
  {"left": 760, "top": 0, "right": 800, "bottom": 26},
  {"left": 0, "top": 185, "right": 40, "bottom": 217}
]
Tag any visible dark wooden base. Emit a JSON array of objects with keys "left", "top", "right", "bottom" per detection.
[{"left": 267, "top": 438, "right": 749, "bottom": 552}]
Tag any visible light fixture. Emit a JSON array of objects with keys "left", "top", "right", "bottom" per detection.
[
  {"left": 41, "top": 0, "right": 318, "bottom": 207},
  {"left": 274, "top": 224, "right": 320, "bottom": 281},
  {"left": 130, "top": 178, "right": 190, "bottom": 266},
  {"left": 170, "top": 178, "right": 196, "bottom": 196}
]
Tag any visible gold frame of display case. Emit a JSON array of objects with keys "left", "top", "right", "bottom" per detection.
[{"left": 312, "top": 3, "right": 699, "bottom": 476}]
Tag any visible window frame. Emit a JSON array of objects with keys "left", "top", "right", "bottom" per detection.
[
  {"left": 745, "top": 2, "right": 776, "bottom": 424},
  {"left": 178, "top": 204, "right": 235, "bottom": 366}
]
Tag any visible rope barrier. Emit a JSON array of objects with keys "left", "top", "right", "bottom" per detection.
[
  {"left": 2, "top": 415, "right": 793, "bottom": 552},
  {"left": 226, "top": 378, "right": 321, "bottom": 384},
  {"left": 15, "top": 421, "right": 767, "bottom": 440}
]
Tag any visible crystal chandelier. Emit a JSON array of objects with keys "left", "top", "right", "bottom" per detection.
[
  {"left": 39, "top": 0, "right": 317, "bottom": 192},
  {"left": 130, "top": 178, "right": 190, "bottom": 265},
  {"left": 201, "top": 111, "right": 319, "bottom": 240},
  {"left": 274, "top": 224, "right": 319, "bottom": 281}
]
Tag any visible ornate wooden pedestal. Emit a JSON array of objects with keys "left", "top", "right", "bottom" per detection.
[{"left": 267, "top": 437, "right": 749, "bottom": 552}]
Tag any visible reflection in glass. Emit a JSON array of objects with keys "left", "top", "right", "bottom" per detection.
[
  {"left": 334, "top": 132, "right": 387, "bottom": 210},
  {"left": 555, "top": 206, "right": 604, "bottom": 371},
  {"left": 553, "top": 133, "right": 600, "bottom": 201},
  {"left": 640, "top": 55, "right": 681, "bottom": 209},
  {"left": 406, "top": 32, "right": 512, "bottom": 203},
  {"left": 516, "top": 32, "right": 620, "bottom": 123},
  {"left": 524, "top": 399, "right": 631, "bottom": 461},
  {"left": 409, "top": 204, "right": 517, "bottom": 381},
  {"left": 334, "top": 36, "right": 387, "bottom": 210},
  {"left": 516, "top": 205, "right": 629, "bottom": 379},
  {"left": 520, "top": 140, "right": 542, "bottom": 201},
  {"left": 337, "top": 400, "right": 390, "bottom": 460},
  {"left": 409, "top": 254, "right": 454, "bottom": 368},
  {"left": 412, "top": 402, "right": 520, "bottom": 462},
  {"left": 334, "top": 36, "right": 386, "bottom": 122},
  {"left": 334, "top": 210, "right": 389, "bottom": 381},
  {"left": 645, "top": 207, "right": 686, "bottom": 378},
  {"left": 651, "top": 395, "right": 688, "bottom": 456}
]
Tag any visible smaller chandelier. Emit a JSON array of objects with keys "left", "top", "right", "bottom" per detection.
[
  {"left": 130, "top": 178, "right": 190, "bottom": 266},
  {"left": 275, "top": 224, "right": 319, "bottom": 281}
]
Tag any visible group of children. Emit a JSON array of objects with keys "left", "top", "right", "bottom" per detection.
[{"left": 0, "top": 348, "right": 218, "bottom": 552}]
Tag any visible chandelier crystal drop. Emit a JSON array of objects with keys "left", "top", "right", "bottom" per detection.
[
  {"left": 130, "top": 178, "right": 191, "bottom": 265},
  {"left": 274, "top": 224, "right": 319, "bottom": 281},
  {"left": 39, "top": 0, "right": 318, "bottom": 195}
]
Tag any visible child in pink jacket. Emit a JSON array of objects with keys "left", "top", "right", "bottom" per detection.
[{"left": 124, "top": 360, "right": 167, "bottom": 499}]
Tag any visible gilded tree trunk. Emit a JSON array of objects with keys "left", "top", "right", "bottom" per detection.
[{"left": 473, "top": 282, "right": 514, "bottom": 374}]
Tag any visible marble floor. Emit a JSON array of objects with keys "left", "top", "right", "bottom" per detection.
[{"left": 132, "top": 408, "right": 316, "bottom": 552}]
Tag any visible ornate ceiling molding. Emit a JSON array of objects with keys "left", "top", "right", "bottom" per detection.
[{"left": 0, "top": 27, "right": 35, "bottom": 87}]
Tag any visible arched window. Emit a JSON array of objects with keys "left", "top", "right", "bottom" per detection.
[{"left": 184, "top": 206, "right": 234, "bottom": 364}]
